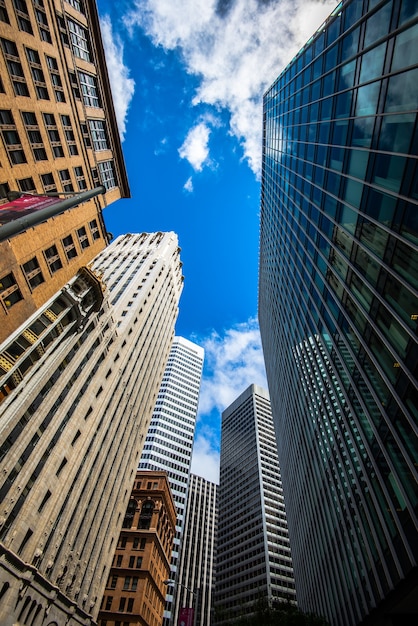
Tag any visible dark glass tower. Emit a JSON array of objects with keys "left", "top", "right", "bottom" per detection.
[
  {"left": 215, "top": 385, "right": 296, "bottom": 624},
  {"left": 259, "top": 1, "right": 418, "bottom": 625}
]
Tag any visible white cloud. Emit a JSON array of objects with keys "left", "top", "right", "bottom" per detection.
[
  {"left": 178, "top": 122, "right": 211, "bottom": 171},
  {"left": 191, "top": 433, "right": 220, "bottom": 483},
  {"left": 183, "top": 176, "right": 194, "bottom": 192},
  {"left": 124, "top": 0, "right": 338, "bottom": 175},
  {"left": 190, "top": 316, "right": 268, "bottom": 482},
  {"left": 198, "top": 316, "right": 267, "bottom": 419},
  {"left": 100, "top": 15, "right": 135, "bottom": 141}
]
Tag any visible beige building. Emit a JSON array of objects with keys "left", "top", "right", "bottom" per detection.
[
  {"left": 0, "top": 0, "right": 130, "bottom": 342},
  {"left": 98, "top": 471, "right": 177, "bottom": 626},
  {"left": 0, "top": 232, "right": 183, "bottom": 625}
]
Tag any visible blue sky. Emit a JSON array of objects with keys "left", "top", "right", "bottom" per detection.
[{"left": 96, "top": 0, "right": 337, "bottom": 482}]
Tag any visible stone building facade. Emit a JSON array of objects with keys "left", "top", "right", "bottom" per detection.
[{"left": 0, "top": 232, "right": 183, "bottom": 625}]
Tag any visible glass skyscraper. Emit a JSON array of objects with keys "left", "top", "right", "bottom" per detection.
[{"left": 259, "top": 1, "right": 417, "bottom": 625}]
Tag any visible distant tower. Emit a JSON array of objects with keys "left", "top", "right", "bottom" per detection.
[
  {"left": 98, "top": 471, "right": 177, "bottom": 626},
  {"left": 174, "top": 473, "right": 217, "bottom": 626},
  {"left": 139, "top": 336, "right": 204, "bottom": 625},
  {"left": 259, "top": 1, "right": 418, "bottom": 624},
  {"left": 0, "top": 232, "right": 183, "bottom": 625},
  {"left": 215, "top": 385, "right": 296, "bottom": 624}
]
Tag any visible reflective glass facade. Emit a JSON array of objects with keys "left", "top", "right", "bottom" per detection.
[{"left": 259, "top": 1, "right": 418, "bottom": 625}]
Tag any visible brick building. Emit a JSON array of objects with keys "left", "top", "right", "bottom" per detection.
[
  {"left": 0, "top": 0, "right": 129, "bottom": 342},
  {"left": 98, "top": 471, "right": 177, "bottom": 626}
]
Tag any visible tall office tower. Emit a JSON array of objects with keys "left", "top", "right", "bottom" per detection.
[
  {"left": 215, "top": 385, "right": 296, "bottom": 625},
  {"left": 98, "top": 471, "right": 177, "bottom": 626},
  {"left": 0, "top": 0, "right": 129, "bottom": 342},
  {"left": 173, "top": 473, "right": 217, "bottom": 626},
  {"left": 139, "top": 336, "right": 205, "bottom": 625},
  {"left": 0, "top": 232, "right": 183, "bottom": 625},
  {"left": 259, "top": 1, "right": 418, "bottom": 625}
]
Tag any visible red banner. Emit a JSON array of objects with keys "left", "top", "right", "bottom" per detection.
[
  {"left": 0, "top": 194, "right": 63, "bottom": 225},
  {"left": 178, "top": 607, "right": 194, "bottom": 626}
]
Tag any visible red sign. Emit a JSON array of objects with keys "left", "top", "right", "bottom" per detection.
[
  {"left": 0, "top": 194, "right": 63, "bottom": 225},
  {"left": 178, "top": 607, "right": 194, "bottom": 626}
]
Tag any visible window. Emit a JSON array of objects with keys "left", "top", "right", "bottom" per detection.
[
  {"left": 34, "top": 5, "right": 51, "bottom": 43},
  {"left": 66, "top": 0, "right": 84, "bottom": 13},
  {"left": 38, "top": 490, "right": 51, "bottom": 512},
  {"left": 21, "top": 110, "right": 47, "bottom": 161},
  {"left": 13, "top": 0, "right": 33, "bottom": 34},
  {"left": 18, "top": 177, "right": 35, "bottom": 192},
  {"left": 61, "top": 114, "right": 78, "bottom": 155},
  {"left": 57, "top": 14, "right": 69, "bottom": 46},
  {"left": 46, "top": 56, "right": 65, "bottom": 102},
  {"left": 43, "top": 113, "right": 64, "bottom": 158},
  {"left": 110, "top": 575, "right": 117, "bottom": 589},
  {"left": 119, "top": 597, "right": 126, "bottom": 611},
  {"left": 69, "top": 70, "right": 80, "bottom": 100},
  {"left": 116, "top": 555, "right": 123, "bottom": 567},
  {"left": 138, "top": 500, "right": 154, "bottom": 530},
  {"left": 80, "top": 122, "right": 91, "bottom": 148},
  {"left": 44, "top": 245, "right": 63, "bottom": 273},
  {"left": 136, "top": 556, "right": 142, "bottom": 568},
  {"left": 68, "top": 19, "right": 90, "bottom": 61},
  {"left": 22, "top": 257, "right": 44, "bottom": 289},
  {"left": 41, "top": 172, "right": 57, "bottom": 192},
  {"left": 122, "top": 499, "right": 136, "bottom": 529},
  {"left": 105, "top": 596, "right": 112, "bottom": 611},
  {"left": 0, "top": 182, "right": 10, "bottom": 198},
  {"left": 77, "top": 226, "right": 90, "bottom": 249},
  {"left": 78, "top": 71, "right": 100, "bottom": 108},
  {"left": 74, "top": 166, "right": 87, "bottom": 190},
  {"left": 62, "top": 234, "right": 77, "bottom": 259},
  {"left": 98, "top": 160, "right": 117, "bottom": 191},
  {"left": 26, "top": 48, "right": 49, "bottom": 100},
  {"left": 0, "top": 273, "right": 23, "bottom": 309},
  {"left": 89, "top": 218, "right": 101, "bottom": 240},
  {"left": 129, "top": 556, "right": 135, "bottom": 568},
  {"left": 0, "top": 0, "right": 10, "bottom": 24},
  {"left": 123, "top": 577, "right": 130, "bottom": 590},
  {"left": 59, "top": 169, "right": 74, "bottom": 192},
  {"left": 127, "top": 598, "right": 134, "bottom": 612},
  {"left": 0, "top": 38, "right": 29, "bottom": 96},
  {"left": 88, "top": 119, "right": 109, "bottom": 151},
  {"left": 0, "top": 110, "right": 27, "bottom": 165}
]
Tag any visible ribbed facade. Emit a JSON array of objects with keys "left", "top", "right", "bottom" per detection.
[
  {"left": 259, "top": 1, "right": 418, "bottom": 625},
  {"left": 215, "top": 385, "right": 295, "bottom": 625},
  {"left": 175, "top": 473, "right": 217, "bottom": 626},
  {"left": 139, "top": 336, "right": 204, "bottom": 625},
  {"left": 0, "top": 232, "right": 183, "bottom": 625}
]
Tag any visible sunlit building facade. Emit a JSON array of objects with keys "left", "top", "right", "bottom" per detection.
[
  {"left": 0, "top": 232, "right": 183, "bottom": 625},
  {"left": 139, "top": 336, "right": 204, "bottom": 625},
  {"left": 174, "top": 473, "right": 217, "bottom": 626},
  {"left": 259, "top": 1, "right": 418, "bottom": 624},
  {"left": 0, "top": 0, "right": 129, "bottom": 342},
  {"left": 98, "top": 471, "right": 177, "bottom": 626},
  {"left": 215, "top": 385, "right": 296, "bottom": 625}
]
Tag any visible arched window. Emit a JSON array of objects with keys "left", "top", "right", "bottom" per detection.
[
  {"left": 138, "top": 500, "right": 154, "bottom": 530},
  {"left": 122, "top": 499, "right": 137, "bottom": 529}
]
